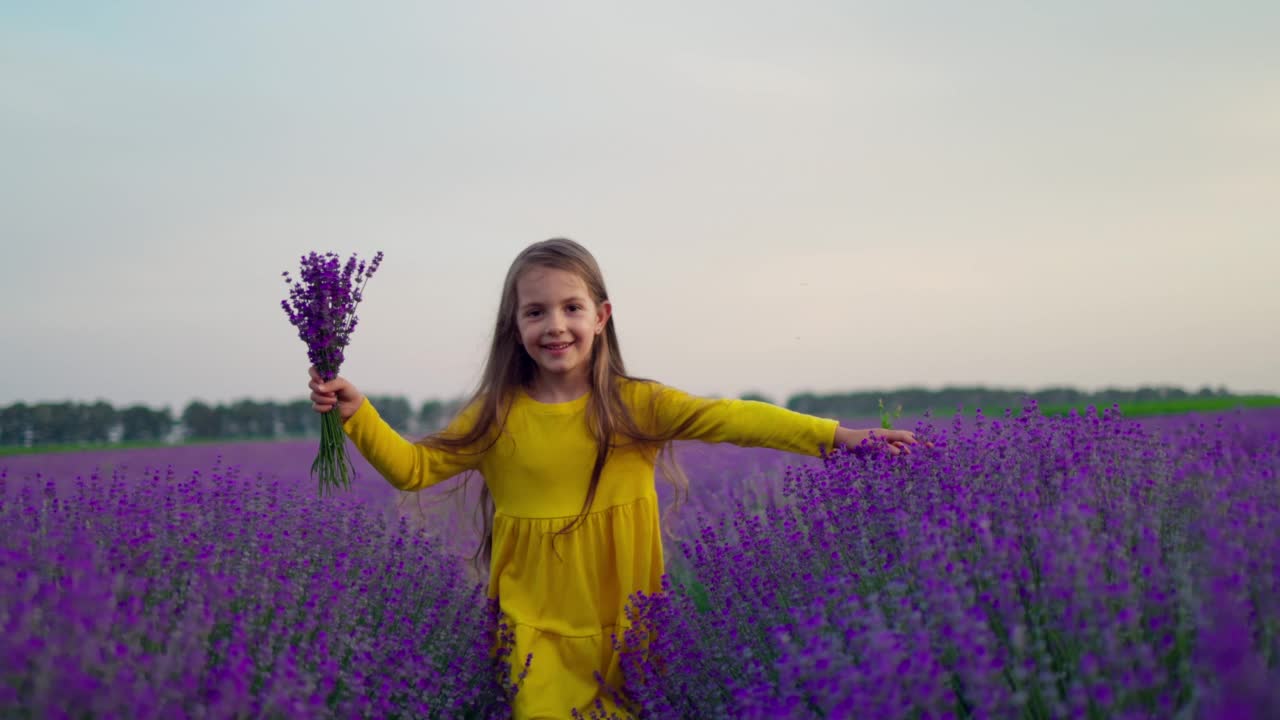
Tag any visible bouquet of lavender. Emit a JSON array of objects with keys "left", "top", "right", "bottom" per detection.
[{"left": 281, "top": 250, "right": 384, "bottom": 496}]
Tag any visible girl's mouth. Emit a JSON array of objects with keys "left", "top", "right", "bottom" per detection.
[{"left": 543, "top": 341, "right": 573, "bottom": 355}]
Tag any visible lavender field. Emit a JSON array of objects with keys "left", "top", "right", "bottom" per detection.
[{"left": 3, "top": 402, "right": 1278, "bottom": 719}]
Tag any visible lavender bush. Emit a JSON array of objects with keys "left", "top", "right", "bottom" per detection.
[
  {"left": 3, "top": 404, "right": 1277, "bottom": 718},
  {"left": 603, "top": 403, "right": 1280, "bottom": 719},
  {"left": 0, "top": 456, "right": 521, "bottom": 718},
  {"left": 281, "top": 250, "right": 384, "bottom": 496}
]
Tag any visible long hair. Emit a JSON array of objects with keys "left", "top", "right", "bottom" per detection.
[{"left": 411, "top": 238, "right": 711, "bottom": 576}]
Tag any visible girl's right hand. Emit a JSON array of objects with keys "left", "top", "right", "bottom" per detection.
[{"left": 308, "top": 366, "right": 365, "bottom": 423}]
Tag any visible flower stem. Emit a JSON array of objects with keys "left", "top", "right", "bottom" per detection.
[{"left": 311, "top": 409, "right": 357, "bottom": 496}]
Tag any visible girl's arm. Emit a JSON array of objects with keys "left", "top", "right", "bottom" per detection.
[
  {"left": 312, "top": 367, "right": 485, "bottom": 489},
  {"left": 644, "top": 382, "right": 921, "bottom": 456},
  {"left": 340, "top": 397, "right": 487, "bottom": 491}
]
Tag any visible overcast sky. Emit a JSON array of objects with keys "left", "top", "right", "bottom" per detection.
[{"left": 4, "top": 1, "right": 1277, "bottom": 412}]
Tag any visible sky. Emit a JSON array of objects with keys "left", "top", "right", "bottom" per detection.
[{"left": 3, "top": 1, "right": 1277, "bottom": 413}]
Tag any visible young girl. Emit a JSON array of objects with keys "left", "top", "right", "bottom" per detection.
[{"left": 307, "top": 238, "right": 920, "bottom": 719}]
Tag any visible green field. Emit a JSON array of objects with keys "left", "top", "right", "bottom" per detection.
[{"left": 1035, "top": 394, "right": 1280, "bottom": 418}]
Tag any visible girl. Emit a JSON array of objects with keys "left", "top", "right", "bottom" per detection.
[{"left": 307, "top": 238, "right": 921, "bottom": 719}]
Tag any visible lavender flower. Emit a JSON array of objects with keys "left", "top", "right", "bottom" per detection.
[
  {"left": 281, "top": 250, "right": 384, "bottom": 496},
  {"left": 3, "top": 404, "right": 1278, "bottom": 716},
  {"left": 608, "top": 404, "right": 1280, "bottom": 719},
  {"left": 0, "top": 447, "right": 521, "bottom": 718}
]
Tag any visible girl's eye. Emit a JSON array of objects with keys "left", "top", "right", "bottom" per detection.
[{"left": 568, "top": 305, "right": 581, "bottom": 312}]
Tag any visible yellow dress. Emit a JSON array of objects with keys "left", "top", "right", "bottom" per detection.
[{"left": 342, "top": 377, "right": 838, "bottom": 719}]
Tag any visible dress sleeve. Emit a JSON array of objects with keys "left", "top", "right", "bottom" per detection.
[
  {"left": 642, "top": 382, "right": 839, "bottom": 458},
  {"left": 341, "top": 396, "right": 487, "bottom": 491}
]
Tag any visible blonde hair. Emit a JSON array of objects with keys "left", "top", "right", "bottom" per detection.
[{"left": 410, "top": 238, "right": 710, "bottom": 575}]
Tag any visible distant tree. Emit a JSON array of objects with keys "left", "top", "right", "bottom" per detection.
[
  {"left": 419, "top": 398, "right": 470, "bottom": 433},
  {"left": 30, "top": 402, "right": 71, "bottom": 444},
  {"left": 739, "top": 391, "right": 776, "bottom": 405},
  {"left": 1037, "top": 386, "right": 1082, "bottom": 407},
  {"left": 280, "top": 399, "right": 314, "bottom": 437},
  {"left": 0, "top": 402, "right": 32, "bottom": 446},
  {"left": 182, "top": 401, "right": 221, "bottom": 440},
  {"left": 90, "top": 401, "right": 117, "bottom": 442},
  {"left": 120, "top": 405, "right": 173, "bottom": 442},
  {"left": 228, "top": 398, "right": 277, "bottom": 438},
  {"left": 418, "top": 400, "right": 447, "bottom": 432},
  {"left": 367, "top": 395, "right": 412, "bottom": 433},
  {"left": 419, "top": 399, "right": 441, "bottom": 425}
]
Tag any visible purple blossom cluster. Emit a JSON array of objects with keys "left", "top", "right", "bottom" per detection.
[
  {"left": 281, "top": 249, "right": 384, "bottom": 495},
  {"left": 0, "top": 455, "right": 521, "bottom": 718},
  {"left": 600, "top": 403, "right": 1280, "bottom": 719},
  {"left": 3, "top": 405, "right": 1276, "bottom": 718},
  {"left": 281, "top": 250, "right": 383, "bottom": 383}
]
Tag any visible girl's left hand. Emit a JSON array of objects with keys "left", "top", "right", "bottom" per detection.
[{"left": 835, "top": 427, "right": 929, "bottom": 456}]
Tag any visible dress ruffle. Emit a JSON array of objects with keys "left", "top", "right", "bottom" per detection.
[{"left": 492, "top": 496, "right": 660, "bottom": 718}]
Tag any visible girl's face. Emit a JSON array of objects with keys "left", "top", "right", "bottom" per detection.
[{"left": 515, "top": 266, "right": 611, "bottom": 386}]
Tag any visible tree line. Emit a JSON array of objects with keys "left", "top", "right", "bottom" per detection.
[
  {"left": 0, "top": 383, "right": 1241, "bottom": 449},
  {"left": 0, "top": 396, "right": 464, "bottom": 448},
  {"left": 777, "top": 383, "right": 1236, "bottom": 418}
]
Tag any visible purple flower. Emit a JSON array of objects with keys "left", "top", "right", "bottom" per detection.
[
  {"left": 281, "top": 250, "right": 384, "bottom": 495},
  {"left": 4, "top": 404, "right": 1279, "bottom": 717}
]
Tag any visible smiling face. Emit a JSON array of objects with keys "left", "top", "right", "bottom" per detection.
[{"left": 515, "top": 266, "right": 612, "bottom": 393}]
